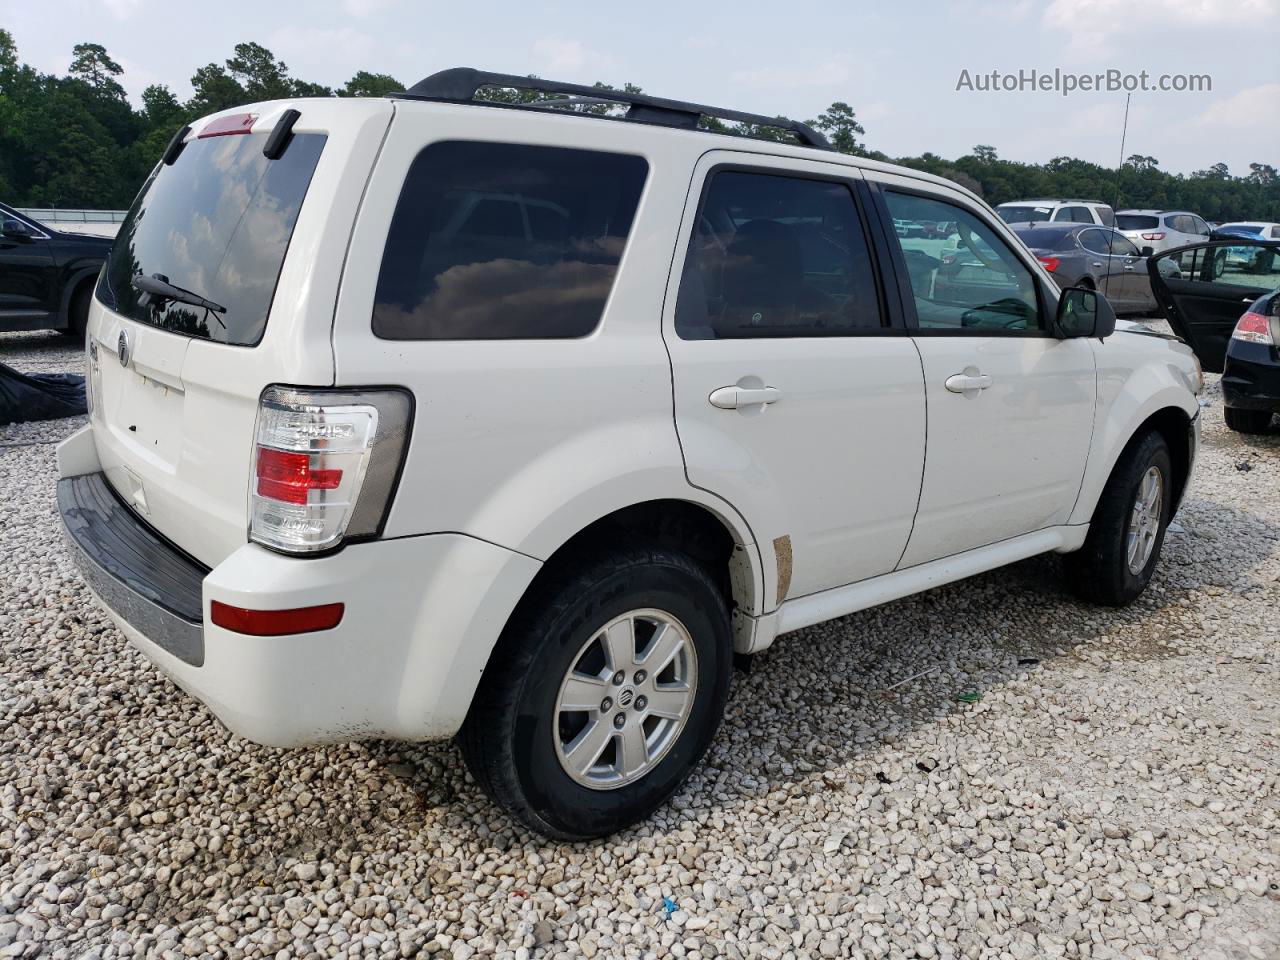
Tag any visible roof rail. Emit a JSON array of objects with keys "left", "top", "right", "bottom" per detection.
[{"left": 390, "top": 67, "right": 833, "bottom": 151}]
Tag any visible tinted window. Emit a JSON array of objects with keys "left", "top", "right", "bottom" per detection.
[
  {"left": 1079, "top": 229, "right": 1111, "bottom": 255},
  {"left": 1013, "top": 228, "right": 1077, "bottom": 251},
  {"left": 372, "top": 142, "right": 647, "bottom": 340},
  {"left": 1108, "top": 232, "right": 1141, "bottom": 257},
  {"left": 885, "top": 191, "right": 1040, "bottom": 332},
  {"left": 998, "top": 205, "right": 1055, "bottom": 224},
  {"left": 1116, "top": 214, "right": 1159, "bottom": 230},
  {"left": 1068, "top": 206, "right": 1094, "bottom": 223},
  {"left": 1164, "top": 244, "right": 1280, "bottom": 291},
  {"left": 97, "top": 133, "right": 325, "bottom": 346},
  {"left": 1095, "top": 206, "right": 1115, "bottom": 226},
  {"left": 675, "top": 171, "right": 881, "bottom": 339}
]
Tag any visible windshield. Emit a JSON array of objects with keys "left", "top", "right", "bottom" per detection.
[
  {"left": 997, "top": 205, "right": 1053, "bottom": 224},
  {"left": 1115, "top": 214, "right": 1159, "bottom": 230},
  {"left": 97, "top": 131, "right": 326, "bottom": 346}
]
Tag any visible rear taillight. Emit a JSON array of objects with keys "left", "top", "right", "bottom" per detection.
[
  {"left": 1232, "top": 311, "right": 1275, "bottom": 346},
  {"left": 250, "top": 386, "right": 412, "bottom": 554},
  {"left": 1141, "top": 232, "right": 1165, "bottom": 241},
  {"left": 1038, "top": 256, "right": 1060, "bottom": 273}
]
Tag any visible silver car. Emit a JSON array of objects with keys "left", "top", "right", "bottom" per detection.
[
  {"left": 1008, "top": 222, "right": 1169, "bottom": 316},
  {"left": 1115, "top": 209, "right": 1211, "bottom": 254}
]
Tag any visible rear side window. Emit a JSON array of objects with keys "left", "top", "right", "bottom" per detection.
[
  {"left": 675, "top": 170, "right": 882, "bottom": 339},
  {"left": 1095, "top": 206, "right": 1115, "bottom": 226},
  {"left": 1079, "top": 229, "right": 1111, "bottom": 255},
  {"left": 372, "top": 142, "right": 647, "bottom": 340},
  {"left": 98, "top": 133, "right": 326, "bottom": 346}
]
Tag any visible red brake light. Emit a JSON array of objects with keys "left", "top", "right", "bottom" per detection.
[
  {"left": 256, "top": 447, "right": 344, "bottom": 505},
  {"left": 1141, "top": 232, "right": 1165, "bottom": 241},
  {"left": 1233, "top": 311, "right": 1275, "bottom": 346},
  {"left": 210, "top": 600, "right": 345, "bottom": 636},
  {"left": 1038, "top": 256, "right": 1060, "bottom": 273},
  {"left": 198, "top": 113, "right": 258, "bottom": 138}
]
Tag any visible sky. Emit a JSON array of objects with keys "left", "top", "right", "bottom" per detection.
[{"left": 3, "top": 0, "right": 1277, "bottom": 175}]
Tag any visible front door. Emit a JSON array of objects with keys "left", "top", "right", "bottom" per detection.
[
  {"left": 871, "top": 179, "right": 1097, "bottom": 568},
  {"left": 1151, "top": 240, "right": 1280, "bottom": 372},
  {"left": 664, "top": 153, "right": 927, "bottom": 605}
]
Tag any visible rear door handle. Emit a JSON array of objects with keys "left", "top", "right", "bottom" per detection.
[
  {"left": 945, "top": 373, "right": 993, "bottom": 393},
  {"left": 709, "top": 385, "right": 781, "bottom": 409}
]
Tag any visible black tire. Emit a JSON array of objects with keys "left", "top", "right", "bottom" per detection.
[
  {"left": 65, "top": 282, "right": 91, "bottom": 338},
  {"left": 1224, "top": 407, "right": 1272, "bottom": 434},
  {"left": 459, "top": 544, "right": 733, "bottom": 840},
  {"left": 1065, "top": 430, "right": 1173, "bottom": 607}
]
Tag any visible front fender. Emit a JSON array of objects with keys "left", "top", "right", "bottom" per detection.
[{"left": 1069, "top": 340, "right": 1198, "bottom": 526}]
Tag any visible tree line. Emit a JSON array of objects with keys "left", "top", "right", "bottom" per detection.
[{"left": 1, "top": 32, "right": 1276, "bottom": 222}]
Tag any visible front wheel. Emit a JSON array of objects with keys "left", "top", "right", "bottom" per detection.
[
  {"left": 459, "top": 545, "right": 733, "bottom": 840},
  {"left": 1066, "top": 431, "right": 1173, "bottom": 606},
  {"left": 1224, "top": 407, "right": 1273, "bottom": 434}
]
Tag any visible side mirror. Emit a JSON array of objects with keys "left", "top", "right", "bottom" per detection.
[
  {"left": 1, "top": 218, "right": 34, "bottom": 240},
  {"left": 1056, "top": 286, "right": 1117, "bottom": 340},
  {"left": 1140, "top": 245, "right": 1154, "bottom": 257}
]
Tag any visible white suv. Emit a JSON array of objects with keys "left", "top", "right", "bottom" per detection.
[
  {"left": 996, "top": 199, "right": 1115, "bottom": 227},
  {"left": 57, "top": 69, "right": 1202, "bottom": 839}
]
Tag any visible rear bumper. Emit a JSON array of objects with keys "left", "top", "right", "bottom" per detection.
[
  {"left": 56, "top": 431, "right": 542, "bottom": 747},
  {"left": 1222, "top": 348, "right": 1280, "bottom": 412}
]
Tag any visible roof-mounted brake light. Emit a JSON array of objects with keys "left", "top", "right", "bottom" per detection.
[{"left": 198, "top": 113, "right": 258, "bottom": 138}]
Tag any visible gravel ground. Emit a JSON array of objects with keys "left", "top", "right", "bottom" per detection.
[{"left": 1, "top": 330, "right": 1277, "bottom": 960}]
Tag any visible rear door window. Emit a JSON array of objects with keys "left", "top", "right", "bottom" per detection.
[
  {"left": 675, "top": 170, "right": 882, "bottom": 339},
  {"left": 372, "top": 142, "right": 648, "bottom": 340},
  {"left": 1116, "top": 215, "right": 1159, "bottom": 231},
  {"left": 97, "top": 132, "right": 326, "bottom": 346}
]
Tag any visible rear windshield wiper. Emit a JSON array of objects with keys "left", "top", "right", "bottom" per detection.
[{"left": 132, "top": 273, "right": 227, "bottom": 319}]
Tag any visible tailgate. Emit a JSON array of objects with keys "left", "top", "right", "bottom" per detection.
[{"left": 87, "top": 98, "right": 393, "bottom": 567}]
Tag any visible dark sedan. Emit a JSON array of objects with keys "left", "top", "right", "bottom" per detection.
[
  {"left": 0, "top": 202, "right": 113, "bottom": 336},
  {"left": 1008, "top": 222, "right": 1166, "bottom": 316},
  {"left": 1150, "top": 239, "right": 1279, "bottom": 433}
]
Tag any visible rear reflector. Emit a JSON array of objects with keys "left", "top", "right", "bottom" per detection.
[
  {"left": 210, "top": 600, "right": 345, "bottom": 636},
  {"left": 1038, "top": 256, "right": 1060, "bottom": 273},
  {"left": 198, "top": 113, "right": 258, "bottom": 138},
  {"left": 1232, "top": 311, "right": 1275, "bottom": 346}
]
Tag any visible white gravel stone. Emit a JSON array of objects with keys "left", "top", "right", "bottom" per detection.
[{"left": 1, "top": 329, "right": 1278, "bottom": 958}]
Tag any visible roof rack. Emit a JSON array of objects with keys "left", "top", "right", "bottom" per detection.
[{"left": 390, "top": 68, "right": 833, "bottom": 151}]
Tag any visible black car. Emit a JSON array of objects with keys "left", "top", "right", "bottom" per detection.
[
  {"left": 1150, "top": 239, "right": 1280, "bottom": 433},
  {"left": 0, "top": 203, "right": 113, "bottom": 336}
]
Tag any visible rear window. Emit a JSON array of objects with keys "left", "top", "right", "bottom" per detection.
[
  {"left": 1014, "top": 227, "right": 1077, "bottom": 251},
  {"left": 372, "top": 142, "right": 648, "bottom": 340},
  {"left": 1115, "top": 214, "right": 1160, "bottom": 230},
  {"left": 998, "top": 205, "right": 1054, "bottom": 224},
  {"left": 97, "top": 132, "right": 326, "bottom": 346}
]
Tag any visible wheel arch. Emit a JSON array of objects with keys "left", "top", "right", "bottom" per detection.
[{"left": 57, "top": 264, "right": 101, "bottom": 330}]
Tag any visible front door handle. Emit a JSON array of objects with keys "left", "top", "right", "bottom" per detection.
[
  {"left": 945, "top": 372, "right": 993, "bottom": 394},
  {"left": 709, "top": 384, "right": 781, "bottom": 409}
]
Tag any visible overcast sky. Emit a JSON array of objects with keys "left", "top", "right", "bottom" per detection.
[{"left": 4, "top": 0, "right": 1277, "bottom": 174}]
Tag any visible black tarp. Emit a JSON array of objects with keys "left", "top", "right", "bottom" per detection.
[{"left": 0, "top": 362, "right": 87, "bottom": 426}]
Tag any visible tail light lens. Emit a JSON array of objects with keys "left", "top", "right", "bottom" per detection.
[
  {"left": 250, "top": 386, "right": 412, "bottom": 554},
  {"left": 1232, "top": 311, "right": 1276, "bottom": 346},
  {"left": 1038, "top": 256, "right": 1060, "bottom": 273},
  {"left": 1141, "top": 232, "right": 1165, "bottom": 241}
]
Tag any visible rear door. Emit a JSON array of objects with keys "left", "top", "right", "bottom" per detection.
[
  {"left": 664, "top": 152, "right": 926, "bottom": 604},
  {"left": 88, "top": 99, "right": 391, "bottom": 567},
  {"left": 0, "top": 211, "right": 55, "bottom": 325},
  {"left": 1150, "top": 240, "right": 1280, "bottom": 372},
  {"left": 867, "top": 176, "right": 1095, "bottom": 567}
]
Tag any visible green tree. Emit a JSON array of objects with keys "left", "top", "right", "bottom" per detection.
[
  {"left": 809, "top": 101, "right": 865, "bottom": 155},
  {"left": 340, "top": 71, "right": 404, "bottom": 97},
  {"left": 188, "top": 62, "right": 247, "bottom": 115},
  {"left": 69, "top": 42, "right": 125, "bottom": 99},
  {"left": 225, "top": 42, "right": 294, "bottom": 101}
]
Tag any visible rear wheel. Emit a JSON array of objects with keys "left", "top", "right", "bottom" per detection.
[
  {"left": 1066, "top": 431, "right": 1173, "bottom": 606},
  {"left": 1224, "top": 407, "right": 1272, "bottom": 434},
  {"left": 459, "top": 545, "right": 733, "bottom": 840}
]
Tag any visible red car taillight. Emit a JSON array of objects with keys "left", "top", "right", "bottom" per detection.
[
  {"left": 1232, "top": 311, "right": 1275, "bottom": 346},
  {"left": 1141, "top": 232, "right": 1165, "bottom": 241},
  {"left": 250, "top": 386, "right": 413, "bottom": 554},
  {"left": 1038, "top": 256, "right": 1060, "bottom": 273}
]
